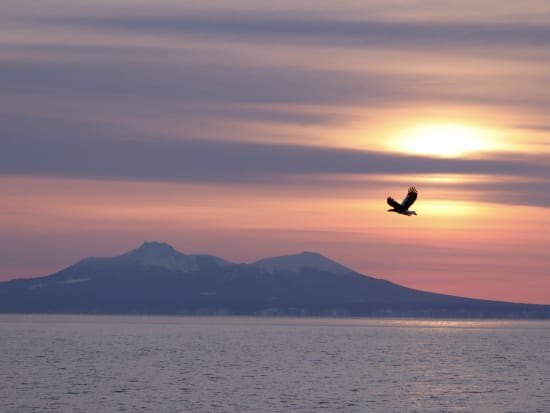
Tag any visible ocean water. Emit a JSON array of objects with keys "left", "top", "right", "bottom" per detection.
[{"left": 1, "top": 315, "right": 549, "bottom": 413}]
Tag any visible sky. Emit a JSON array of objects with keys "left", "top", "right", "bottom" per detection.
[{"left": 1, "top": 0, "right": 550, "bottom": 304}]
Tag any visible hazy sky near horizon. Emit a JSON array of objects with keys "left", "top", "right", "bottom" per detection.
[{"left": 2, "top": 0, "right": 550, "bottom": 304}]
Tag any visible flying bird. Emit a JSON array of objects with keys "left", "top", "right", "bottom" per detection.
[{"left": 387, "top": 187, "right": 418, "bottom": 216}]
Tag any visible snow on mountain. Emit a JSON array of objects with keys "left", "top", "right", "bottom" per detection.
[
  {"left": 112, "top": 241, "right": 233, "bottom": 272},
  {"left": 251, "top": 251, "right": 355, "bottom": 275},
  {"left": 121, "top": 241, "right": 196, "bottom": 271},
  {"left": 68, "top": 243, "right": 350, "bottom": 275},
  {"left": 3, "top": 241, "right": 550, "bottom": 317}
]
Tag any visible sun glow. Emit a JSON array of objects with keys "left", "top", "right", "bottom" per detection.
[
  {"left": 421, "top": 200, "right": 479, "bottom": 217},
  {"left": 391, "top": 123, "right": 497, "bottom": 157}
]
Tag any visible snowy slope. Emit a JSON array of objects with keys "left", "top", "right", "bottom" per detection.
[{"left": 251, "top": 251, "right": 355, "bottom": 275}]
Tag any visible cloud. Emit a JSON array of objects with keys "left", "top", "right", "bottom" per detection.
[
  {"left": 4, "top": 46, "right": 549, "bottom": 117},
  {"left": 4, "top": 112, "right": 549, "bottom": 209},
  {"left": 462, "top": 178, "right": 550, "bottom": 209},
  {"left": 0, "top": 56, "right": 421, "bottom": 108},
  {"left": 47, "top": 14, "right": 550, "bottom": 50},
  {"left": 516, "top": 124, "right": 550, "bottom": 132},
  {"left": 1, "top": 124, "right": 547, "bottom": 187},
  {"left": 3, "top": 7, "right": 550, "bottom": 209}
]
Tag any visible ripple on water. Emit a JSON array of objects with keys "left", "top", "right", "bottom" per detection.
[{"left": 1, "top": 315, "right": 550, "bottom": 413}]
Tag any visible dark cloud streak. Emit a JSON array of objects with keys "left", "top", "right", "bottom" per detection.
[
  {"left": 3, "top": 51, "right": 548, "bottom": 112},
  {"left": 48, "top": 15, "right": 550, "bottom": 49},
  {"left": 1, "top": 132, "right": 546, "bottom": 186},
  {"left": 458, "top": 179, "right": 550, "bottom": 209},
  {"left": 0, "top": 59, "right": 413, "bottom": 106}
]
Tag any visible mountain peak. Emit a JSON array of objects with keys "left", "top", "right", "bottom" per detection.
[
  {"left": 297, "top": 251, "right": 324, "bottom": 258},
  {"left": 251, "top": 251, "right": 354, "bottom": 275},
  {"left": 122, "top": 241, "right": 194, "bottom": 271},
  {"left": 117, "top": 241, "right": 233, "bottom": 272},
  {"left": 134, "top": 241, "right": 177, "bottom": 254}
]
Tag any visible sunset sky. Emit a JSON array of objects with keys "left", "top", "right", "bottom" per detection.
[{"left": 2, "top": 0, "right": 550, "bottom": 304}]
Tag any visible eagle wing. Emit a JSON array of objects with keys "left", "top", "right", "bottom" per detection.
[
  {"left": 401, "top": 187, "right": 418, "bottom": 210},
  {"left": 387, "top": 196, "right": 402, "bottom": 210}
]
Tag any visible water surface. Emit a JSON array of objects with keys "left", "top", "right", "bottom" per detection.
[{"left": 2, "top": 315, "right": 549, "bottom": 412}]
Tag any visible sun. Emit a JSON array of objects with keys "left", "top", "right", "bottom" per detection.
[{"left": 391, "top": 123, "right": 497, "bottom": 158}]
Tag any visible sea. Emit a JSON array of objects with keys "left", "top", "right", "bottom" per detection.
[{"left": 1, "top": 315, "right": 549, "bottom": 413}]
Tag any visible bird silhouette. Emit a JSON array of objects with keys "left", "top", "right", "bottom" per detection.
[{"left": 387, "top": 187, "right": 418, "bottom": 216}]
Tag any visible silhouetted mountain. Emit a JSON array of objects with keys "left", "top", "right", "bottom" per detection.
[
  {"left": 77, "top": 241, "right": 233, "bottom": 273},
  {"left": 251, "top": 251, "right": 354, "bottom": 275},
  {"left": 1, "top": 242, "right": 549, "bottom": 318}
]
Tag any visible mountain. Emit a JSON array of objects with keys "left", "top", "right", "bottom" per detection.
[
  {"left": 1, "top": 242, "right": 549, "bottom": 318},
  {"left": 95, "top": 241, "right": 232, "bottom": 272},
  {"left": 251, "top": 251, "right": 354, "bottom": 275}
]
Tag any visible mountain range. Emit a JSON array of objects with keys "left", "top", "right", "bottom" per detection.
[{"left": 1, "top": 241, "right": 549, "bottom": 318}]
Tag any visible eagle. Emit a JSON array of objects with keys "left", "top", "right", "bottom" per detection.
[{"left": 387, "top": 187, "right": 418, "bottom": 216}]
